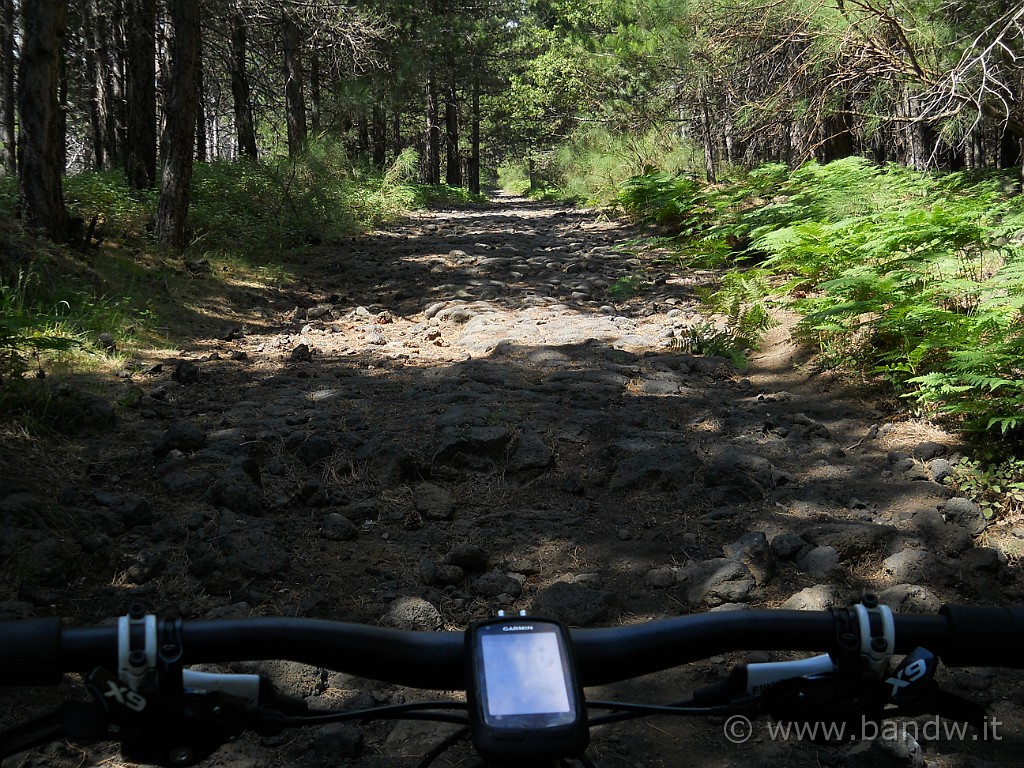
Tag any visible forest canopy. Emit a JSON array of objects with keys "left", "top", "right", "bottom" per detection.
[{"left": 3, "top": 0, "right": 1023, "bottom": 245}]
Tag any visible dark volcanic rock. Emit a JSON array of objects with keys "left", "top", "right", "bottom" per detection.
[
  {"left": 609, "top": 446, "right": 699, "bottom": 491},
  {"left": 49, "top": 388, "right": 116, "bottom": 435},
  {"left": 207, "top": 459, "right": 264, "bottom": 516},
  {"left": 435, "top": 426, "right": 514, "bottom": 470},
  {"left": 529, "top": 581, "right": 623, "bottom": 627},
  {"left": 154, "top": 423, "right": 208, "bottom": 457}
]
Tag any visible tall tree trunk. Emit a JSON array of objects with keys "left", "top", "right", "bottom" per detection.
[
  {"left": 970, "top": 131, "right": 985, "bottom": 170},
  {"left": 999, "top": 129, "right": 1022, "bottom": 169},
  {"left": 425, "top": 75, "right": 440, "bottom": 185},
  {"left": 372, "top": 101, "right": 386, "bottom": 169},
  {"left": 126, "top": 0, "right": 156, "bottom": 188},
  {"left": 57, "top": 18, "right": 67, "bottom": 173},
  {"left": 445, "top": 80, "right": 461, "bottom": 187},
  {"left": 156, "top": 1, "right": 172, "bottom": 135},
  {"left": 906, "top": 94, "right": 937, "bottom": 171},
  {"left": 468, "top": 75, "right": 480, "bottom": 195},
  {"left": 211, "top": 110, "right": 220, "bottom": 159},
  {"left": 309, "top": 53, "right": 321, "bottom": 137},
  {"left": 155, "top": 0, "right": 200, "bottom": 250},
  {"left": 106, "top": 0, "right": 126, "bottom": 168},
  {"left": 392, "top": 109, "right": 401, "bottom": 161},
  {"left": 229, "top": 9, "right": 257, "bottom": 160},
  {"left": 195, "top": 31, "right": 206, "bottom": 163},
  {"left": 357, "top": 111, "right": 369, "bottom": 157},
  {"left": 0, "top": 0, "right": 15, "bottom": 174},
  {"left": 18, "top": 0, "right": 67, "bottom": 241},
  {"left": 701, "top": 96, "right": 716, "bottom": 184},
  {"left": 84, "top": 0, "right": 105, "bottom": 170},
  {"left": 283, "top": 15, "right": 306, "bottom": 157}
]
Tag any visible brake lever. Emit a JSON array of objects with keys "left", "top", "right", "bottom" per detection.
[
  {"left": 762, "top": 672, "right": 889, "bottom": 743},
  {"left": 79, "top": 667, "right": 307, "bottom": 766},
  {"left": 760, "top": 647, "right": 988, "bottom": 744},
  {"left": 882, "top": 648, "right": 987, "bottom": 729},
  {"left": 0, "top": 669, "right": 308, "bottom": 766},
  {"left": 82, "top": 667, "right": 246, "bottom": 766}
]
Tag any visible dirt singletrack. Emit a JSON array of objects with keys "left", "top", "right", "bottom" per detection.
[{"left": 2, "top": 194, "right": 1023, "bottom": 767}]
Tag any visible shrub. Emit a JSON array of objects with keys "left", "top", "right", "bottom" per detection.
[
  {"left": 616, "top": 158, "right": 1024, "bottom": 448},
  {"left": 0, "top": 273, "right": 81, "bottom": 381}
]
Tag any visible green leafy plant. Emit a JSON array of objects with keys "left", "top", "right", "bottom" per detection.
[
  {"left": 607, "top": 275, "right": 646, "bottom": 301},
  {"left": 0, "top": 274, "right": 82, "bottom": 380},
  {"left": 945, "top": 457, "right": 1024, "bottom": 519},
  {"left": 697, "top": 269, "right": 779, "bottom": 348},
  {"left": 672, "top": 321, "right": 750, "bottom": 370},
  {"left": 625, "top": 157, "right": 1024, "bottom": 445},
  {"left": 616, "top": 172, "right": 712, "bottom": 234},
  {"left": 0, "top": 313, "right": 80, "bottom": 379}
]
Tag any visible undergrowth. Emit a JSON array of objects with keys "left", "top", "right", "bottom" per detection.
[
  {"left": 946, "top": 456, "right": 1024, "bottom": 520},
  {"left": 617, "top": 156, "right": 1024, "bottom": 482},
  {"left": 0, "top": 141, "right": 465, "bottom": 424},
  {"left": 500, "top": 125, "right": 702, "bottom": 204}
]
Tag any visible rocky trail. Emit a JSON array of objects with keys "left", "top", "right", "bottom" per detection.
[{"left": 2, "top": 195, "right": 1024, "bottom": 767}]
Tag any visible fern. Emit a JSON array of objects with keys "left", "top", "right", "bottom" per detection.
[
  {"left": 617, "top": 172, "right": 713, "bottom": 234},
  {"left": 615, "top": 158, "right": 1024, "bottom": 442}
]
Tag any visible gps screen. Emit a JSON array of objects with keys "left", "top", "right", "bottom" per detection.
[{"left": 480, "top": 631, "right": 572, "bottom": 717}]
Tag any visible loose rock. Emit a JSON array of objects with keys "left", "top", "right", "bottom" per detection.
[
  {"left": 529, "top": 582, "right": 623, "bottom": 627},
  {"left": 321, "top": 512, "right": 358, "bottom": 541},
  {"left": 381, "top": 596, "right": 442, "bottom": 631},
  {"left": 677, "top": 558, "right": 755, "bottom": 606}
]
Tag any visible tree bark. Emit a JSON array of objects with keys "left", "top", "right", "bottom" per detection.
[
  {"left": 701, "top": 95, "right": 716, "bottom": 184},
  {"left": 372, "top": 101, "right": 386, "bottom": 169},
  {"left": 392, "top": 109, "right": 401, "bottom": 162},
  {"left": 229, "top": 9, "right": 257, "bottom": 160},
  {"left": 0, "top": 0, "right": 15, "bottom": 174},
  {"left": 445, "top": 80, "right": 461, "bottom": 187},
  {"left": 18, "top": 0, "right": 67, "bottom": 241},
  {"left": 309, "top": 53, "right": 321, "bottom": 137},
  {"left": 125, "top": 0, "right": 156, "bottom": 188},
  {"left": 84, "top": 0, "right": 105, "bottom": 170},
  {"left": 425, "top": 75, "right": 440, "bottom": 184},
  {"left": 57, "top": 15, "right": 67, "bottom": 174},
  {"left": 105, "top": 0, "right": 126, "bottom": 168},
  {"left": 194, "top": 29, "right": 206, "bottom": 163},
  {"left": 468, "top": 74, "right": 480, "bottom": 195},
  {"left": 283, "top": 15, "right": 307, "bottom": 157},
  {"left": 155, "top": 0, "right": 200, "bottom": 250}
]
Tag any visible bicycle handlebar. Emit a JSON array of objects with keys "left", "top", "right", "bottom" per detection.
[{"left": 3, "top": 604, "right": 1023, "bottom": 690}]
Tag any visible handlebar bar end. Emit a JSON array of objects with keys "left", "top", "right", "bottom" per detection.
[
  {"left": 938, "top": 605, "right": 1024, "bottom": 668},
  {"left": 0, "top": 617, "right": 64, "bottom": 686}
]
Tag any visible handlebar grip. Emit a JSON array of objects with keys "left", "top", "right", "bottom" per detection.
[
  {"left": 938, "top": 605, "right": 1024, "bottom": 667},
  {"left": 0, "top": 617, "right": 64, "bottom": 686}
]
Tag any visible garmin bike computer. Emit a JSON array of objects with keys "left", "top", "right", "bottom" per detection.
[{"left": 466, "top": 615, "right": 589, "bottom": 760}]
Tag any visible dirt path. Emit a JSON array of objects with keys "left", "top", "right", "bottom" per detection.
[{"left": 2, "top": 195, "right": 1023, "bottom": 767}]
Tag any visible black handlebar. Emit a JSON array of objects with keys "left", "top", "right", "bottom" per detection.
[{"left": 2, "top": 605, "right": 1024, "bottom": 689}]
